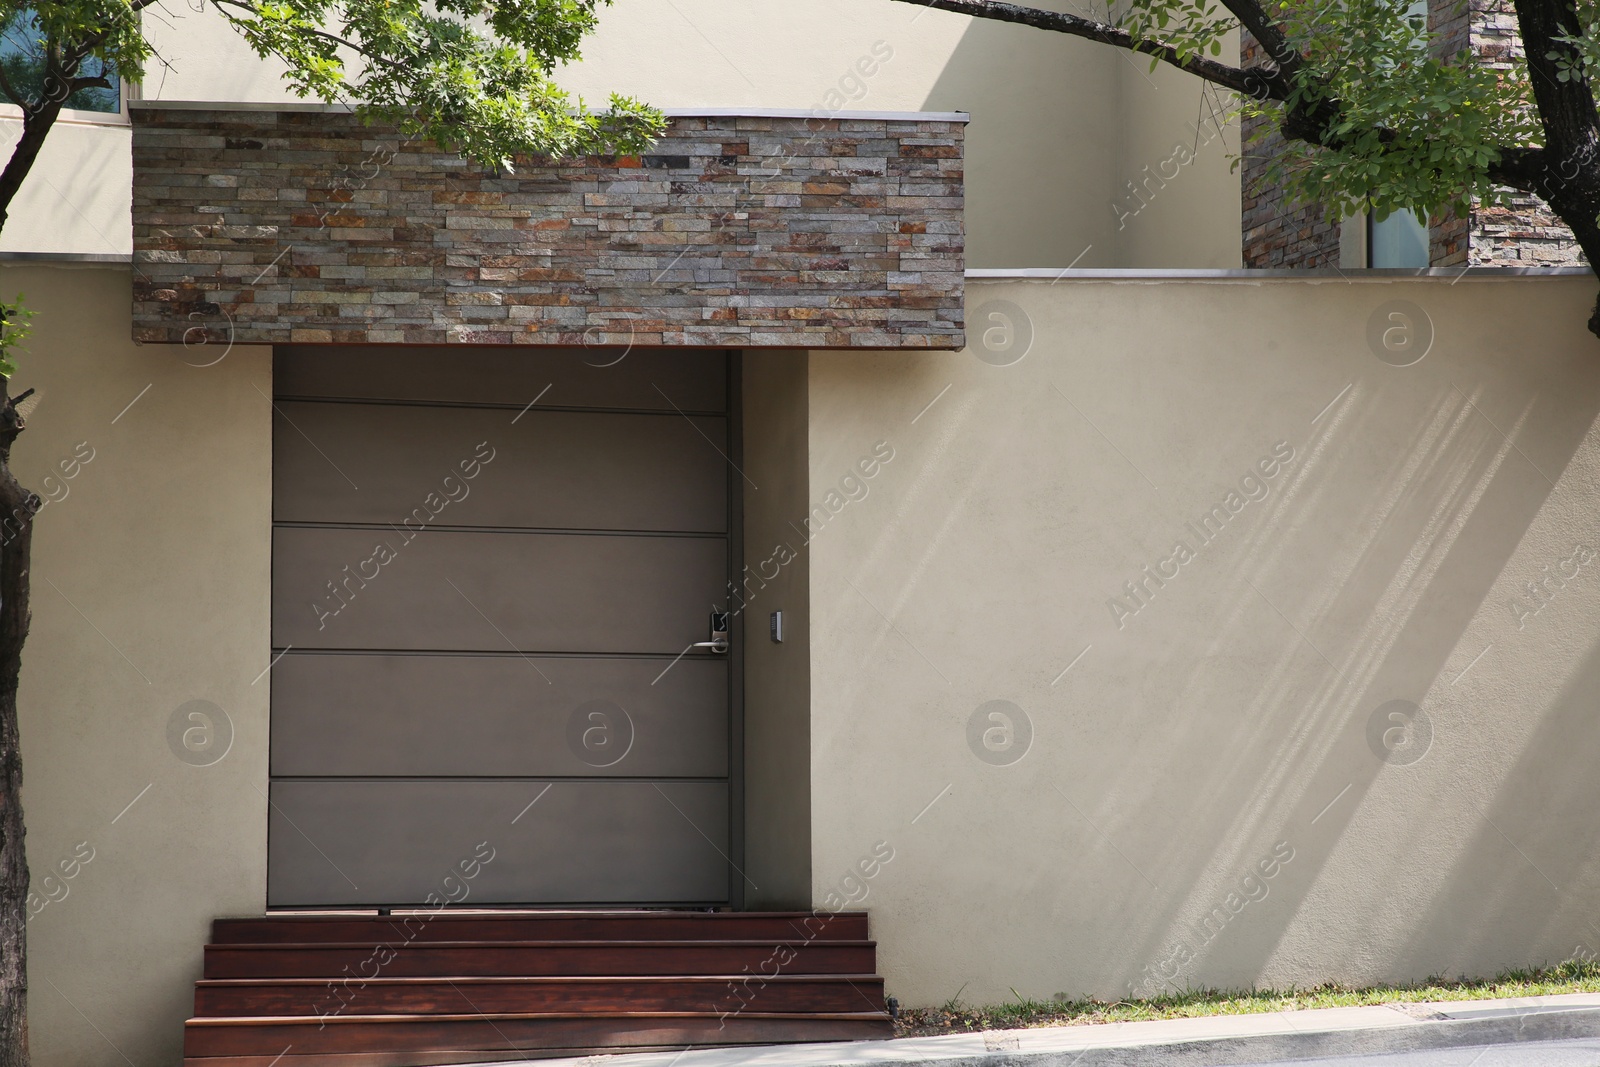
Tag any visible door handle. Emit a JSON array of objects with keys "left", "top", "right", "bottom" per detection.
[{"left": 693, "top": 612, "right": 730, "bottom": 654}]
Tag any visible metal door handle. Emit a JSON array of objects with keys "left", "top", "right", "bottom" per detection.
[{"left": 694, "top": 611, "right": 730, "bottom": 654}]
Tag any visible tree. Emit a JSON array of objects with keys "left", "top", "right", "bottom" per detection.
[
  {"left": 888, "top": 0, "right": 1600, "bottom": 334},
  {"left": 0, "top": 1, "right": 663, "bottom": 1062}
]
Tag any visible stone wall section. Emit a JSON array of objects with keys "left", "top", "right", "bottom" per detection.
[
  {"left": 131, "top": 108, "right": 966, "bottom": 348},
  {"left": 1240, "top": 32, "right": 1342, "bottom": 268}
]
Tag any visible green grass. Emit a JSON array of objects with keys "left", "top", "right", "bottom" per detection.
[{"left": 891, "top": 958, "right": 1600, "bottom": 1038}]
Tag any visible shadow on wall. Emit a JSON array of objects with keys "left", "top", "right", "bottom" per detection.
[
  {"left": 915, "top": 18, "right": 1119, "bottom": 270},
  {"left": 1117, "top": 374, "right": 1600, "bottom": 995},
  {"left": 1397, "top": 637, "right": 1600, "bottom": 979},
  {"left": 1067, "top": 372, "right": 1600, "bottom": 996},
  {"left": 1113, "top": 314, "right": 1600, "bottom": 996},
  {"left": 918, "top": 14, "right": 1243, "bottom": 271},
  {"left": 804, "top": 278, "right": 1600, "bottom": 1003}
]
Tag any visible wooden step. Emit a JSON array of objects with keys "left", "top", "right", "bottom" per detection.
[
  {"left": 195, "top": 974, "right": 886, "bottom": 1016},
  {"left": 203, "top": 940, "right": 878, "bottom": 980},
  {"left": 183, "top": 911, "right": 891, "bottom": 1066},
  {"left": 185, "top": 1052, "right": 539, "bottom": 1067},
  {"left": 213, "top": 911, "right": 869, "bottom": 944},
  {"left": 183, "top": 1011, "right": 894, "bottom": 1058}
]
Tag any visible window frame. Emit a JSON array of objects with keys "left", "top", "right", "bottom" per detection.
[{"left": 0, "top": 86, "right": 133, "bottom": 127}]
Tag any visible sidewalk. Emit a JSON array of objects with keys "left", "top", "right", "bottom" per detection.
[{"left": 479, "top": 992, "right": 1600, "bottom": 1067}]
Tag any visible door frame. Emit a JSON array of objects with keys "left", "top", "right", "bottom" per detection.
[
  {"left": 726, "top": 350, "right": 747, "bottom": 911},
  {"left": 264, "top": 345, "right": 751, "bottom": 911}
]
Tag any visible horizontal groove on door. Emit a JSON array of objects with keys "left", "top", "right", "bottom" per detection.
[
  {"left": 273, "top": 528, "right": 727, "bottom": 653},
  {"left": 273, "top": 522, "right": 727, "bottom": 539},
  {"left": 274, "top": 346, "right": 727, "bottom": 412},
  {"left": 266, "top": 780, "right": 730, "bottom": 907},
  {"left": 274, "top": 395, "right": 726, "bottom": 419},
  {"left": 273, "top": 401, "right": 727, "bottom": 533}
]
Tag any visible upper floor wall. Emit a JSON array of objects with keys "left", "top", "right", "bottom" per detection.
[{"left": 1, "top": 0, "right": 1242, "bottom": 268}]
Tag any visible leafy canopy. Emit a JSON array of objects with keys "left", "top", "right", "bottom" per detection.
[
  {"left": 0, "top": 0, "right": 664, "bottom": 169},
  {"left": 1124, "top": 0, "right": 1540, "bottom": 224},
  {"left": 0, "top": 295, "right": 32, "bottom": 379}
]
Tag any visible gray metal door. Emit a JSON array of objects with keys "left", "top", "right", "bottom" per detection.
[{"left": 267, "top": 347, "right": 739, "bottom": 907}]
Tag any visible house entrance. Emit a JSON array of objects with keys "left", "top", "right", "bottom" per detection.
[{"left": 266, "top": 347, "right": 741, "bottom": 907}]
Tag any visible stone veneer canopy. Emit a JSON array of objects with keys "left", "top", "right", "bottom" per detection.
[{"left": 130, "top": 106, "right": 965, "bottom": 348}]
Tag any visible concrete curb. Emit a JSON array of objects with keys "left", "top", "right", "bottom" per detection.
[
  {"left": 477, "top": 995, "right": 1600, "bottom": 1067},
  {"left": 965, "top": 1006, "right": 1600, "bottom": 1066}
]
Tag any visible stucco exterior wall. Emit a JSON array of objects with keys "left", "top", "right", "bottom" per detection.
[
  {"left": 807, "top": 274, "right": 1600, "bottom": 1004},
  {"left": 5, "top": 263, "right": 271, "bottom": 1067},
  {"left": 1111, "top": 41, "right": 1244, "bottom": 270},
  {"left": 3, "top": 0, "right": 1240, "bottom": 269}
]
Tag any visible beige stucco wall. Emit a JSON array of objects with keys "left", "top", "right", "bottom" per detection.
[
  {"left": 0, "top": 120, "right": 131, "bottom": 256},
  {"left": 2, "top": 0, "right": 1242, "bottom": 268},
  {"left": 1111, "top": 46, "right": 1244, "bottom": 269},
  {"left": 808, "top": 273, "right": 1600, "bottom": 1003},
  {"left": 5, "top": 263, "right": 271, "bottom": 1067}
]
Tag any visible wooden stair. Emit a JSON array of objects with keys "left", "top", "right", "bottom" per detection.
[{"left": 183, "top": 911, "right": 892, "bottom": 1066}]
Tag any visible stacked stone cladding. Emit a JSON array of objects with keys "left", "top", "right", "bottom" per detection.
[{"left": 131, "top": 107, "right": 966, "bottom": 348}]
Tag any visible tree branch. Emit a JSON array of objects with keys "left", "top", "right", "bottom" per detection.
[
  {"left": 207, "top": 0, "right": 402, "bottom": 70},
  {"left": 0, "top": 64, "right": 29, "bottom": 116},
  {"left": 885, "top": 0, "right": 1273, "bottom": 97},
  {"left": 889, "top": 0, "right": 1548, "bottom": 214},
  {"left": 1514, "top": 0, "right": 1600, "bottom": 179},
  {"left": 1210, "top": 0, "right": 1304, "bottom": 79},
  {"left": 1488, "top": 145, "right": 1551, "bottom": 194}
]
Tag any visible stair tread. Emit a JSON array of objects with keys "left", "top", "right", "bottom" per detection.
[
  {"left": 198, "top": 974, "right": 884, "bottom": 984},
  {"left": 208, "top": 939, "right": 877, "bottom": 948},
  {"left": 220, "top": 911, "right": 867, "bottom": 919},
  {"left": 190, "top": 1011, "right": 888, "bottom": 1024}
]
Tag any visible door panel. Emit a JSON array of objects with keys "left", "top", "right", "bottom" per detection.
[
  {"left": 273, "top": 402, "right": 727, "bottom": 532},
  {"left": 273, "top": 527, "right": 726, "bottom": 653},
  {"left": 267, "top": 780, "right": 730, "bottom": 906},
  {"left": 271, "top": 655, "right": 728, "bottom": 777},
  {"left": 267, "top": 347, "right": 736, "bottom": 908}
]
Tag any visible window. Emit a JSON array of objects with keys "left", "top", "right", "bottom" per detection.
[
  {"left": 1368, "top": 209, "right": 1429, "bottom": 268},
  {"left": 0, "top": 7, "right": 121, "bottom": 116},
  {"left": 1362, "top": 0, "right": 1429, "bottom": 268}
]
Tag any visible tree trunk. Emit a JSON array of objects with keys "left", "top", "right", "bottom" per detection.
[{"left": 0, "top": 380, "right": 35, "bottom": 1067}]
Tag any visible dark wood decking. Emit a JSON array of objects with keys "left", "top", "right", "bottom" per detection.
[{"left": 182, "top": 911, "right": 891, "bottom": 1066}]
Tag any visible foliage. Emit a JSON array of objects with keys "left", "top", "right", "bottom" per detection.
[
  {"left": 1124, "top": 0, "right": 1235, "bottom": 67},
  {"left": 0, "top": 0, "right": 663, "bottom": 170},
  {"left": 1255, "top": 0, "right": 1540, "bottom": 224},
  {"left": 0, "top": 295, "right": 33, "bottom": 380},
  {"left": 1116, "top": 0, "right": 1542, "bottom": 225},
  {"left": 1120, "top": 0, "right": 1542, "bottom": 225},
  {"left": 209, "top": 0, "right": 663, "bottom": 169}
]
